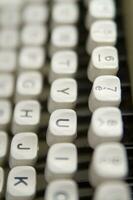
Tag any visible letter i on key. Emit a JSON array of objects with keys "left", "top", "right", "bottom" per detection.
[{"left": 45, "top": 143, "right": 78, "bottom": 182}]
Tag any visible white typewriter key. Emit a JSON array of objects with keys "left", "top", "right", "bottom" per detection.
[
  {"left": 87, "top": 20, "right": 117, "bottom": 54},
  {"left": 9, "top": 132, "right": 38, "bottom": 168},
  {"left": 47, "top": 109, "right": 77, "bottom": 146},
  {"left": 19, "top": 47, "right": 45, "bottom": 71},
  {"left": 0, "top": 50, "right": 17, "bottom": 72},
  {"left": 0, "top": 131, "right": 8, "bottom": 165},
  {"left": 89, "top": 76, "right": 121, "bottom": 112},
  {"left": 0, "top": 168, "right": 4, "bottom": 197},
  {"left": 50, "top": 26, "right": 78, "bottom": 55},
  {"left": 16, "top": 71, "right": 43, "bottom": 101},
  {"left": 52, "top": 3, "right": 79, "bottom": 25},
  {"left": 12, "top": 100, "right": 41, "bottom": 134},
  {"left": 93, "top": 181, "right": 132, "bottom": 200},
  {"left": 49, "top": 51, "right": 78, "bottom": 82},
  {"left": 88, "top": 46, "right": 119, "bottom": 82},
  {"left": 88, "top": 107, "right": 123, "bottom": 148},
  {"left": 21, "top": 25, "right": 47, "bottom": 46},
  {"left": 0, "top": 29, "right": 19, "bottom": 49},
  {"left": 89, "top": 143, "right": 128, "bottom": 187},
  {"left": 48, "top": 78, "right": 77, "bottom": 113},
  {"left": 45, "top": 143, "right": 77, "bottom": 182},
  {"left": 1, "top": 7, "right": 21, "bottom": 27},
  {"left": 6, "top": 166, "right": 36, "bottom": 200},
  {"left": 0, "top": 74, "right": 14, "bottom": 98},
  {"left": 23, "top": 4, "right": 49, "bottom": 24},
  {"left": 0, "top": 101, "right": 12, "bottom": 130},
  {"left": 45, "top": 180, "right": 78, "bottom": 200},
  {"left": 86, "top": 0, "right": 116, "bottom": 28}
]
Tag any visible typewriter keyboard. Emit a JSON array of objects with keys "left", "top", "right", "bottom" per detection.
[{"left": 0, "top": 0, "right": 133, "bottom": 200}]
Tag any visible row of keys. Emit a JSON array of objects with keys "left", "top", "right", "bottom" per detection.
[
  {"left": 86, "top": 0, "right": 131, "bottom": 199},
  {"left": 0, "top": 3, "right": 49, "bottom": 26},
  {"left": 2, "top": 169, "right": 79, "bottom": 200},
  {"left": 0, "top": 48, "right": 45, "bottom": 72},
  {"left": 1, "top": 169, "right": 131, "bottom": 200},
  {"left": 44, "top": 1, "right": 79, "bottom": 200},
  {"left": 0, "top": 141, "right": 131, "bottom": 199},
  {"left": 0, "top": 72, "right": 43, "bottom": 100},
  {"left": 4, "top": 45, "right": 117, "bottom": 85},
  {"left": 29, "top": 75, "right": 122, "bottom": 114},
  {"left": 0, "top": 0, "right": 78, "bottom": 7},
  {"left": 0, "top": 27, "right": 47, "bottom": 49}
]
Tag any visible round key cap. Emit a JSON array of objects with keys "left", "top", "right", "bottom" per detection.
[
  {"left": 21, "top": 24, "right": 48, "bottom": 46},
  {"left": 89, "top": 143, "right": 128, "bottom": 187},
  {"left": 0, "top": 29, "right": 19, "bottom": 49},
  {"left": 88, "top": 107, "right": 123, "bottom": 148},
  {"left": 45, "top": 180, "right": 79, "bottom": 200},
  {"left": 47, "top": 109, "right": 77, "bottom": 146},
  {"left": 89, "top": 75, "right": 121, "bottom": 112},
  {"left": 23, "top": 4, "right": 49, "bottom": 24},
  {"left": 48, "top": 78, "right": 77, "bottom": 113},
  {"left": 16, "top": 71, "right": 43, "bottom": 102},
  {"left": 86, "top": 0, "right": 116, "bottom": 28},
  {"left": 88, "top": 46, "right": 119, "bottom": 82},
  {"left": 50, "top": 25, "right": 78, "bottom": 56},
  {"left": 93, "top": 181, "right": 131, "bottom": 200},
  {"left": 1, "top": 7, "right": 21, "bottom": 27},
  {"left": 45, "top": 143, "right": 78, "bottom": 182},
  {"left": 6, "top": 166, "right": 36, "bottom": 200},
  {"left": 9, "top": 132, "right": 38, "bottom": 168},
  {"left": 19, "top": 47, "right": 45, "bottom": 71},
  {"left": 49, "top": 51, "right": 78, "bottom": 82},
  {"left": 52, "top": 3, "right": 79, "bottom": 25},
  {"left": 0, "top": 50, "right": 17, "bottom": 73},
  {"left": 12, "top": 100, "right": 41, "bottom": 134},
  {"left": 87, "top": 20, "right": 117, "bottom": 54}
]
